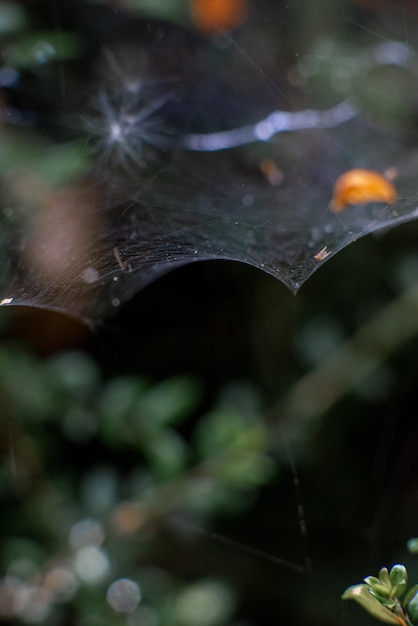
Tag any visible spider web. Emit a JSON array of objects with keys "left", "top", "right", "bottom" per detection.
[{"left": 1, "top": 2, "right": 418, "bottom": 325}]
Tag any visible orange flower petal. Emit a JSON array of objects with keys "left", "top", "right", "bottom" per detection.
[
  {"left": 330, "top": 168, "right": 397, "bottom": 213},
  {"left": 191, "top": 0, "right": 248, "bottom": 34}
]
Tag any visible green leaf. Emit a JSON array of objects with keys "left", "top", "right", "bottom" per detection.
[
  {"left": 48, "top": 351, "right": 100, "bottom": 399},
  {"left": 373, "top": 584, "right": 391, "bottom": 599},
  {"left": 138, "top": 376, "right": 201, "bottom": 429},
  {"left": 407, "top": 538, "right": 418, "bottom": 555},
  {"left": 403, "top": 585, "right": 418, "bottom": 609},
  {"left": 99, "top": 376, "right": 148, "bottom": 445},
  {"left": 143, "top": 429, "right": 189, "bottom": 478},
  {"left": 173, "top": 579, "right": 236, "bottom": 626},
  {"left": 194, "top": 408, "right": 259, "bottom": 458},
  {"left": 0, "top": 2, "right": 27, "bottom": 35},
  {"left": 342, "top": 584, "right": 401, "bottom": 625},
  {"left": 379, "top": 568, "right": 392, "bottom": 588},
  {"left": 390, "top": 565, "right": 408, "bottom": 598},
  {"left": 392, "top": 585, "right": 408, "bottom": 602},
  {"left": 4, "top": 31, "right": 82, "bottom": 68},
  {"left": 406, "top": 590, "right": 418, "bottom": 623}
]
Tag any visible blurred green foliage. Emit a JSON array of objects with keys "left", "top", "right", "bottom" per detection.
[{"left": 0, "top": 338, "right": 274, "bottom": 624}]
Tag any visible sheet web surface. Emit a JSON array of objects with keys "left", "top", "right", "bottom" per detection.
[{"left": 1, "top": 2, "right": 418, "bottom": 324}]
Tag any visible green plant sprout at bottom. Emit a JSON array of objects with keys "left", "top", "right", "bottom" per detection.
[{"left": 342, "top": 565, "right": 418, "bottom": 626}]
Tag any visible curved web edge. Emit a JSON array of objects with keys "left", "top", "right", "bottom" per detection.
[{"left": 1, "top": 175, "right": 418, "bottom": 327}]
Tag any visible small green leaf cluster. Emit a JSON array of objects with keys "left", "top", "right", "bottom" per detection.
[
  {"left": 364, "top": 565, "right": 409, "bottom": 611},
  {"left": 342, "top": 564, "right": 418, "bottom": 626}
]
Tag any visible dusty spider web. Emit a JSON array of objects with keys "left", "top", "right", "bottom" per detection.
[{"left": 1, "top": 2, "right": 418, "bottom": 326}]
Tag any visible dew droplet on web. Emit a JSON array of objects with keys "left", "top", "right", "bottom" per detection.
[
  {"left": 81, "top": 267, "right": 99, "bottom": 284},
  {"left": 241, "top": 194, "right": 255, "bottom": 207}
]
